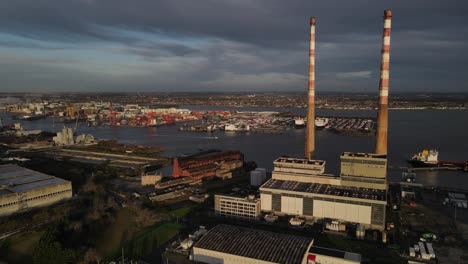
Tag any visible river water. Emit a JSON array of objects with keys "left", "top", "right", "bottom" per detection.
[{"left": 1, "top": 107, "right": 467, "bottom": 190}]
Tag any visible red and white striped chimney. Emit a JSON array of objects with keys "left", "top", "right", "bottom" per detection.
[
  {"left": 375, "top": 10, "right": 392, "bottom": 155},
  {"left": 306, "top": 17, "right": 316, "bottom": 160}
]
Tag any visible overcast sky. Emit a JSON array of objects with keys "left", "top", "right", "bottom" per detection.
[{"left": 0, "top": 1, "right": 467, "bottom": 93}]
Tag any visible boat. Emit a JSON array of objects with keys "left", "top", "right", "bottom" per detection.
[
  {"left": 294, "top": 117, "right": 305, "bottom": 128},
  {"left": 408, "top": 149, "right": 439, "bottom": 167},
  {"left": 315, "top": 117, "right": 328, "bottom": 129},
  {"left": 224, "top": 124, "right": 250, "bottom": 132},
  {"left": 17, "top": 114, "right": 48, "bottom": 121},
  {"left": 63, "top": 117, "right": 88, "bottom": 123}
]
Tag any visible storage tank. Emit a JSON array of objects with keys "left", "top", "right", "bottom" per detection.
[
  {"left": 255, "top": 168, "right": 267, "bottom": 182},
  {"left": 250, "top": 170, "right": 262, "bottom": 186}
]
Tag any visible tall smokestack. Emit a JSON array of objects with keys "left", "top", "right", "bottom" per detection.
[
  {"left": 306, "top": 17, "right": 316, "bottom": 160},
  {"left": 375, "top": 10, "right": 392, "bottom": 155}
]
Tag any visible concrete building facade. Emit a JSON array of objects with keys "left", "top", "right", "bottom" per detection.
[
  {"left": 0, "top": 164, "right": 72, "bottom": 216},
  {"left": 214, "top": 194, "right": 261, "bottom": 219},
  {"left": 340, "top": 152, "right": 387, "bottom": 190}
]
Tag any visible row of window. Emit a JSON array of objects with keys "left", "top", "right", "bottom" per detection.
[
  {"left": 220, "top": 202, "right": 256, "bottom": 208},
  {"left": 0, "top": 189, "right": 71, "bottom": 208},
  {"left": 219, "top": 207, "right": 257, "bottom": 213},
  {"left": 340, "top": 158, "right": 386, "bottom": 165}
]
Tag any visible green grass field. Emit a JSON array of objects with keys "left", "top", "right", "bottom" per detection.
[
  {"left": 170, "top": 206, "right": 193, "bottom": 218},
  {"left": 123, "top": 222, "right": 185, "bottom": 259}
]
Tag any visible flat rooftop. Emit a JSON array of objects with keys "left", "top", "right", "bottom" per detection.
[
  {"left": 0, "top": 164, "right": 70, "bottom": 196},
  {"left": 194, "top": 224, "right": 313, "bottom": 264},
  {"left": 309, "top": 246, "right": 361, "bottom": 262},
  {"left": 341, "top": 152, "right": 387, "bottom": 159},
  {"left": 216, "top": 194, "right": 260, "bottom": 202},
  {"left": 274, "top": 157, "right": 325, "bottom": 166},
  {"left": 261, "top": 178, "right": 386, "bottom": 201}
]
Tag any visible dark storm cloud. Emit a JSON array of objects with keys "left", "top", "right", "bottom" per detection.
[{"left": 0, "top": 0, "right": 468, "bottom": 92}]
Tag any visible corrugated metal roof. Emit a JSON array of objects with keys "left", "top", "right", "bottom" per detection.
[
  {"left": 0, "top": 164, "right": 70, "bottom": 196},
  {"left": 194, "top": 224, "right": 313, "bottom": 264}
]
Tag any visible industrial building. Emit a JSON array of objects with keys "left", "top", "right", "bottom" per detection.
[
  {"left": 192, "top": 224, "right": 314, "bottom": 264},
  {"left": 172, "top": 150, "right": 244, "bottom": 180},
  {"left": 259, "top": 10, "right": 393, "bottom": 231},
  {"left": 340, "top": 152, "right": 387, "bottom": 190},
  {"left": 214, "top": 194, "right": 261, "bottom": 219},
  {"left": 260, "top": 178, "right": 386, "bottom": 230},
  {"left": 192, "top": 224, "right": 361, "bottom": 264},
  {"left": 308, "top": 246, "right": 361, "bottom": 264},
  {"left": 149, "top": 177, "right": 200, "bottom": 204},
  {"left": 141, "top": 173, "right": 162, "bottom": 186},
  {"left": 0, "top": 164, "right": 72, "bottom": 216}
]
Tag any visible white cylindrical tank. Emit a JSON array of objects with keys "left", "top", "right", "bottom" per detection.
[
  {"left": 250, "top": 171, "right": 262, "bottom": 186},
  {"left": 255, "top": 168, "right": 267, "bottom": 182}
]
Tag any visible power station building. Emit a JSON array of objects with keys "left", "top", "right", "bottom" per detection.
[
  {"left": 259, "top": 156, "right": 387, "bottom": 230},
  {"left": 258, "top": 9, "right": 393, "bottom": 232},
  {"left": 0, "top": 164, "right": 72, "bottom": 216},
  {"left": 340, "top": 152, "right": 387, "bottom": 190}
]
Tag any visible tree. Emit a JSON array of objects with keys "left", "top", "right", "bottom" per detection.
[{"left": 33, "top": 224, "right": 75, "bottom": 264}]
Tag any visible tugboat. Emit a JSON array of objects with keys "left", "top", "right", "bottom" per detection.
[{"left": 408, "top": 149, "right": 439, "bottom": 167}]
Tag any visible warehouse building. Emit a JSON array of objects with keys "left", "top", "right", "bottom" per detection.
[
  {"left": 192, "top": 224, "right": 361, "bottom": 264},
  {"left": 307, "top": 246, "right": 361, "bottom": 264},
  {"left": 259, "top": 156, "right": 387, "bottom": 230},
  {"left": 214, "top": 194, "right": 261, "bottom": 220},
  {"left": 192, "top": 224, "right": 314, "bottom": 264},
  {"left": 0, "top": 164, "right": 72, "bottom": 216},
  {"left": 173, "top": 150, "right": 244, "bottom": 180}
]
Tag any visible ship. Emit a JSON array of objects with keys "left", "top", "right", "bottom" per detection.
[
  {"left": 224, "top": 124, "right": 250, "bottom": 132},
  {"left": 16, "top": 114, "right": 48, "bottom": 121},
  {"left": 294, "top": 117, "right": 306, "bottom": 128},
  {"left": 409, "top": 149, "right": 468, "bottom": 171},
  {"left": 315, "top": 117, "right": 328, "bottom": 130},
  {"left": 408, "top": 149, "right": 439, "bottom": 167},
  {"left": 63, "top": 117, "right": 88, "bottom": 123}
]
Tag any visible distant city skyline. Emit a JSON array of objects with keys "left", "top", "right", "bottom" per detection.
[{"left": 1, "top": 1, "right": 467, "bottom": 93}]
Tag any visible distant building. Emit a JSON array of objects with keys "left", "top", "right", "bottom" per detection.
[
  {"left": 214, "top": 194, "right": 261, "bottom": 220},
  {"left": 0, "top": 164, "right": 72, "bottom": 216},
  {"left": 141, "top": 173, "right": 162, "bottom": 186},
  {"left": 53, "top": 127, "right": 74, "bottom": 146},
  {"left": 53, "top": 127, "right": 95, "bottom": 146},
  {"left": 149, "top": 177, "right": 200, "bottom": 204},
  {"left": 172, "top": 150, "right": 244, "bottom": 180}
]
